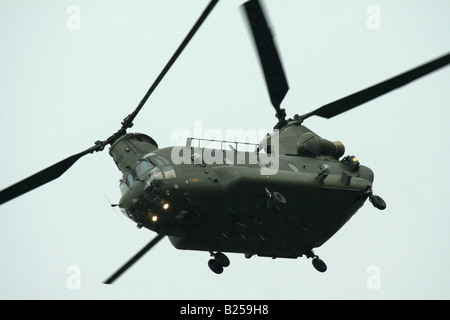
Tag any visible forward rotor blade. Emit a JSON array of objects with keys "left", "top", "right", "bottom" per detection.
[
  {"left": 300, "top": 52, "right": 450, "bottom": 120},
  {"left": 242, "top": 0, "right": 289, "bottom": 124},
  {"left": 104, "top": 234, "right": 165, "bottom": 285},
  {"left": 120, "top": 0, "right": 219, "bottom": 130},
  {"left": 0, "top": 143, "right": 101, "bottom": 205},
  {"left": 0, "top": 1, "right": 220, "bottom": 206}
]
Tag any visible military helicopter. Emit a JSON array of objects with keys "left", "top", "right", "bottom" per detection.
[{"left": 1, "top": 0, "right": 449, "bottom": 284}]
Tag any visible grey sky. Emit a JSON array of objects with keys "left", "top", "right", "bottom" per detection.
[{"left": 0, "top": 0, "right": 449, "bottom": 299}]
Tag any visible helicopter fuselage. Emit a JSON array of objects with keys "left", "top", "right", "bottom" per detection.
[{"left": 110, "top": 121, "right": 374, "bottom": 259}]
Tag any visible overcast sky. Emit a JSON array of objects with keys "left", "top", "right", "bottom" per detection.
[{"left": 0, "top": 0, "right": 449, "bottom": 300}]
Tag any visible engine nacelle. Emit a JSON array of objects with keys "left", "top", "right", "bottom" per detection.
[{"left": 297, "top": 132, "right": 345, "bottom": 159}]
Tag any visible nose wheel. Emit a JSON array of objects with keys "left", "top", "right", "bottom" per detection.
[
  {"left": 208, "top": 252, "right": 230, "bottom": 274},
  {"left": 312, "top": 257, "right": 327, "bottom": 273}
]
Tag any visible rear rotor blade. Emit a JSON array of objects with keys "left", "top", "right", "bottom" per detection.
[
  {"left": 299, "top": 52, "right": 450, "bottom": 121},
  {"left": 0, "top": 142, "right": 103, "bottom": 205},
  {"left": 104, "top": 234, "right": 165, "bottom": 285},
  {"left": 242, "top": 0, "right": 289, "bottom": 126}
]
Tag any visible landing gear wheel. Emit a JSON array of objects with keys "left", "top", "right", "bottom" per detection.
[
  {"left": 312, "top": 257, "right": 327, "bottom": 273},
  {"left": 370, "top": 195, "right": 386, "bottom": 210},
  {"left": 208, "top": 251, "right": 230, "bottom": 274},
  {"left": 214, "top": 252, "right": 230, "bottom": 267},
  {"left": 265, "top": 191, "right": 287, "bottom": 212},
  {"left": 271, "top": 192, "right": 286, "bottom": 206},
  {"left": 208, "top": 259, "right": 223, "bottom": 274}
]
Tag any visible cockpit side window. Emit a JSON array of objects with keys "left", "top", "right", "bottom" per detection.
[
  {"left": 149, "top": 167, "right": 164, "bottom": 180},
  {"left": 119, "top": 179, "right": 128, "bottom": 195},
  {"left": 136, "top": 159, "right": 154, "bottom": 177},
  {"left": 126, "top": 173, "right": 135, "bottom": 187}
]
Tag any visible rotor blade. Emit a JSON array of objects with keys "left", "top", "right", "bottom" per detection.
[
  {"left": 0, "top": 1, "right": 220, "bottom": 206},
  {"left": 104, "top": 234, "right": 165, "bottom": 285},
  {"left": 0, "top": 143, "right": 102, "bottom": 205},
  {"left": 242, "top": 0, "right": 289, "bottom": 124},
  {"left": 120, "top": 0, "right": 219, "bottom": 130},
  {"left": 300, "top": 52, "right": 450, "bottom": 120}
]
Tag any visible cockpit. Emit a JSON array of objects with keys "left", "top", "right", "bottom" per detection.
[{"left": 118, "top": 154, "right": 176, "bottom": 196}]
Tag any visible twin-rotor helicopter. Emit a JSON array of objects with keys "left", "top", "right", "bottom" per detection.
[{"left": 1, "top": 0, "right": 449, "bottom": 284}]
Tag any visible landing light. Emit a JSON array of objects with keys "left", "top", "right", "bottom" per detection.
[
  {"left": 152, "top": 215, "right": 158, "bottom": 222},
  {"left": 163, "top": 203, "right": 170, "bottom": 210}
]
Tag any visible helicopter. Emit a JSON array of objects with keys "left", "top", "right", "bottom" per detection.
[{"left": 1, "top": 0, "right": 449, "bottom": 285}]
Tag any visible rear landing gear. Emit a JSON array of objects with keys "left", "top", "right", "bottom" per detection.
[
  {"left": 370, "top": 194, "right": 386, "bottom": 210},
  {"left": 208, "top": 252, "right": 230, "bottom": 274},
  {"left": 305, "top": 250, "right": 327, "bottom": 273},
  {"left": 365, "top": 187, "right": 386, "bottom": 210}
]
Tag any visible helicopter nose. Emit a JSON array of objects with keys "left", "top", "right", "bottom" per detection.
[{"left": 144, "top": 179, "right": 165, "bottom": 202}]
